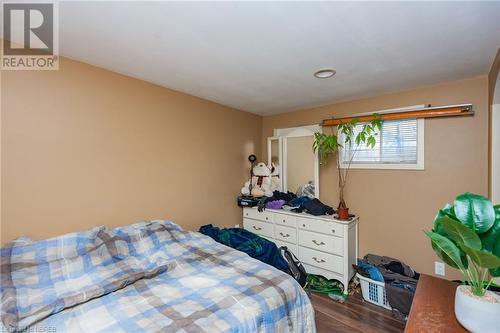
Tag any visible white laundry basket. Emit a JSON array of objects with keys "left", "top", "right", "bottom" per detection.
[{"left": 357, "top": 273, "right": 391, "bottom": 310}]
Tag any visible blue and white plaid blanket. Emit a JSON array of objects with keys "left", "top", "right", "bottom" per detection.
[{"left": 1, "top": 221, "right": 315, "bottom": 332}]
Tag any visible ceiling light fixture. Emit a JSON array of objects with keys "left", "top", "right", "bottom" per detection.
[{"left": 314, "top": 68, "right": 336, "bottom": 79}]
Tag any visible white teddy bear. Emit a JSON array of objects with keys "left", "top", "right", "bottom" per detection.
[{"left": 241, "top": 162, "right": 273, "bottom": 197}]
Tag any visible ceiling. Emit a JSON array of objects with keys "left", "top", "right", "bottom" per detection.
[{"left": 54, "top": 2, "right": 500, "bottom": 115}]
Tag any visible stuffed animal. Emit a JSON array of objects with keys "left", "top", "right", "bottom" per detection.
[
  {"left": 269, "top": 162, "right": 282, "bottom": 192},
  {"left": 296, "top": 180, "right": 315, "bottom": 198},
  {"left": 241, "top": 162, "right": 273, "bottom": 197}
]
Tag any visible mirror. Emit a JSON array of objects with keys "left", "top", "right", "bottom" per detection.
[
  {"left": 268, "top": 125, "right": 320, "bottom": 198},
  {"left": 285, "top": 136, "right": 316, "bottom": 195},
  {"left": 267, "top": 137, "right": 283, "bottom": 191},
  {"left": 269, "top": 137, "right": 280, "bottom": 165}
]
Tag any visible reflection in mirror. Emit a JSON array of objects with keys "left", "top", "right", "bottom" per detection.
[
  {"left": 271, "top": 124, "right": 320, "bottom": 198},
  {"left": 270, "top": 139, "right": 279, "bottom": 165},
  {"left": 267, "top": 137, "right": 283, "bottom": 192},
  {"left": 286, "top": 136, "right": 315, "bottom": 196}
]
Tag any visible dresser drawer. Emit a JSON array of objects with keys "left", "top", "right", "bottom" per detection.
[
  {"left": 298, "top": 246, "right": 343, "bottom": 274},
  {"left": 299, "top": 230, "right": 343, "bottom": 256},
  {"left": 273, "top": 213, "right": 296, "bottom": 227},
  {"left": 243, "top": 208, "right": 273, "bottom": 223},
  {"left": 297, "top": 217, "right": 343, "bottom": 237},
  {"left": 274, "top": 225, "right": 297, "bottom": 244},
  {"left": 274, "top": 239, "right": 298, "bottom": 256},
  {"left": 243, "top": 219, "right": 273, "bottom": 239}
]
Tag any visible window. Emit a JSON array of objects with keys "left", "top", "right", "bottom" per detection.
[{"left": 340, "top": 119, "right": 424, "bottom": 170}]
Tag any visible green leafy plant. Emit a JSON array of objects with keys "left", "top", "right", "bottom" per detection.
[
  {"left": 425, "top": 193, "right": 500, "bottom": 296},
  {"left": 312, "top": 114, "right": 382, "bottom": 209}
]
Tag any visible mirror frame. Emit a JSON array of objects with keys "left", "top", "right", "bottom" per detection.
[
  {"left": 267, "top": 136, "right": 283, "bottom": 191},
  {"left": 269, "top": 124, "right": 321, "bottom": 198}
]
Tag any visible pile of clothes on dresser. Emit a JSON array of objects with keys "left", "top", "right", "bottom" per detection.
[
  {"left": 354, "top": 254, "right": 420, "bottom": 320},
  {"left": 256, "top": 190, "right": 335, "bottom": 216}
]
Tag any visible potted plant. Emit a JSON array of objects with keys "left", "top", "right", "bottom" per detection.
[
  {"left": 425, "top": 193, "right": 500, "bottom": 332},
  {"left": 312, "top": 116, "right": 381, "bottom": 220}
]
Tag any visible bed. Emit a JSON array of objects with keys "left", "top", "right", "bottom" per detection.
[{"left": 1, "top": 220, "right": 316, "bottom": 332}]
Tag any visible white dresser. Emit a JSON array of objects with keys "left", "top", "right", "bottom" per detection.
[{"left": 242, "top": 207, "right": 358, "bottom": 294}]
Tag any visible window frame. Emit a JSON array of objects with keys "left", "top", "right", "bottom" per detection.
[{"left": 339, "top": 118, "right": 425, "bottom": 170}]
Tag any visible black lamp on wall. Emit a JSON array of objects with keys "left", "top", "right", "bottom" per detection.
[{"left": 237, "top": 154, "right": 259, "bottom": 207}]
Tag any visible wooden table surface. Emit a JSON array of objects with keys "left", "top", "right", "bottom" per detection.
[{"left": 405, "top": 274, "right": 467, "bottom": 333}]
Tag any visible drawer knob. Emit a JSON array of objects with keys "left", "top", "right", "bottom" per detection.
[
  {"left": 279, "top": 232, "right": 290, "bottom": 238},
  {"left": 312, "top": 257, "right": 326, "bottom": 263},
  {"left": 312, "top": 240, "right": 325, "bottom": 246},
  {"left": 252, "top": 226, "right": 262, "bottom": 231},
  {"left": 282, "top": 219, "right": 286, "bottom": 223},
  {"left": 302, "top": 224, "right": 306, "bottom": 227},
  {"left": 332, "top": 229, "right": 336, "bottom": 233},
  {"left": 265, "top": 217, "right": 269, "bottom": 220}
]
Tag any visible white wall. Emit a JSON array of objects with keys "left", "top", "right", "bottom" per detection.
[
  {"left": 493, "top": 103, "right": 500, "bottom": 204},
  {"left": 493, "top": 103, "right": 499, "bottom": 285}
]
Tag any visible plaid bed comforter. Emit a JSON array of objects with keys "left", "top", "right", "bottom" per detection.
[{"left": 1, "top": 221, "right": 315, "bottom": 333}]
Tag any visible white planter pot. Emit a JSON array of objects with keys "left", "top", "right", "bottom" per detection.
[{"left": 455, "top": 285, "right": 500, "bottom": 333}]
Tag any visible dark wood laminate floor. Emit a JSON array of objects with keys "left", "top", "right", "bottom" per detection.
[{"left": 310, "top": 291, "right": 406, "bottom": 333}]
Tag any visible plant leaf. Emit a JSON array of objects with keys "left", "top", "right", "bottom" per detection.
[
  {"left": 433, "top": 205, "right": 458, "bottom": 234},
  {"left": 355, "top": 133, "right": 361, "bottom": 145},
  {"left": 454, "top": 192, "right": 495, "bottom": 234},
  {"left": 481, "top": 206, "right": 500, "bottom": 276},
  {"left": 432, "top": 212, "right": 468, "bottom": 269},
  {"left": 313, "top": 132, "right": 340, "bottom": 163},
  {"left": 480, "top": 219, "right": 500, "bottom": 253},
  {"left": 439, "top": 216, "right": 481, "bottom": 250},
  {"left": 367, "top": 136, "right": 376, "bottom": 148},
  {"left": 459, "top": 244, "right": 500, "bottom": 269},
  {"left": 425, "top": 231, "right": 466, "bottom": 270}
]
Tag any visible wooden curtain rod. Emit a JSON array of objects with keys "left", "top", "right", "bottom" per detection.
[{"left": 321, "top": 104, "right": 473, "bottom": 126}]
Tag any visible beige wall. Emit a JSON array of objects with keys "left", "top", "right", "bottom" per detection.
[
  {"left": 1, "top": 57, "right": 261, "bottom": 244},
  {"left": 262, "top": 76, "right": 489, "bottom": 280},
  {"left": 0, "top": 53, "right": 492, "bottom": 281}
]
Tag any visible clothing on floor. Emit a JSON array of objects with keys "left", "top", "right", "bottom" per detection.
[
  {"left": 386, "top": 283, "right": 415, "bottom": 318},
  {"left": 364, "top": 254, "right": 420, "bottom": 280},
  {"left": 304, "top": 274, "right": 344, "bottom": 294},
  {"left": 361, "top": 254, "right": 419, "bottom": 316},
  {"left": 199, "top": 224, "right": 289, "bottom": 273},
  {"left": 353, "top": 261, "right": 384, "bottom": 283},
  {"left": 304, "top": 274, "right": 346, "bottom": 302},
  {"left": 391, "top": 308, "right": 408, "bottom": 322}
]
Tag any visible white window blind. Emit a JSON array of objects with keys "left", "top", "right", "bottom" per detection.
[{"left": 340, "top": 119, "right": 424, "bottom": 169}]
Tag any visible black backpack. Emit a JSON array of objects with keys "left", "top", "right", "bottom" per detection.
[{"left": 280, "top": 246, "right": 307, "bottom": 287}]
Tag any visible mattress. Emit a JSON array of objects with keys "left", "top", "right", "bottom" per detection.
[{"left": 1, "top": 220, "right": 316, "bottom": 332}]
